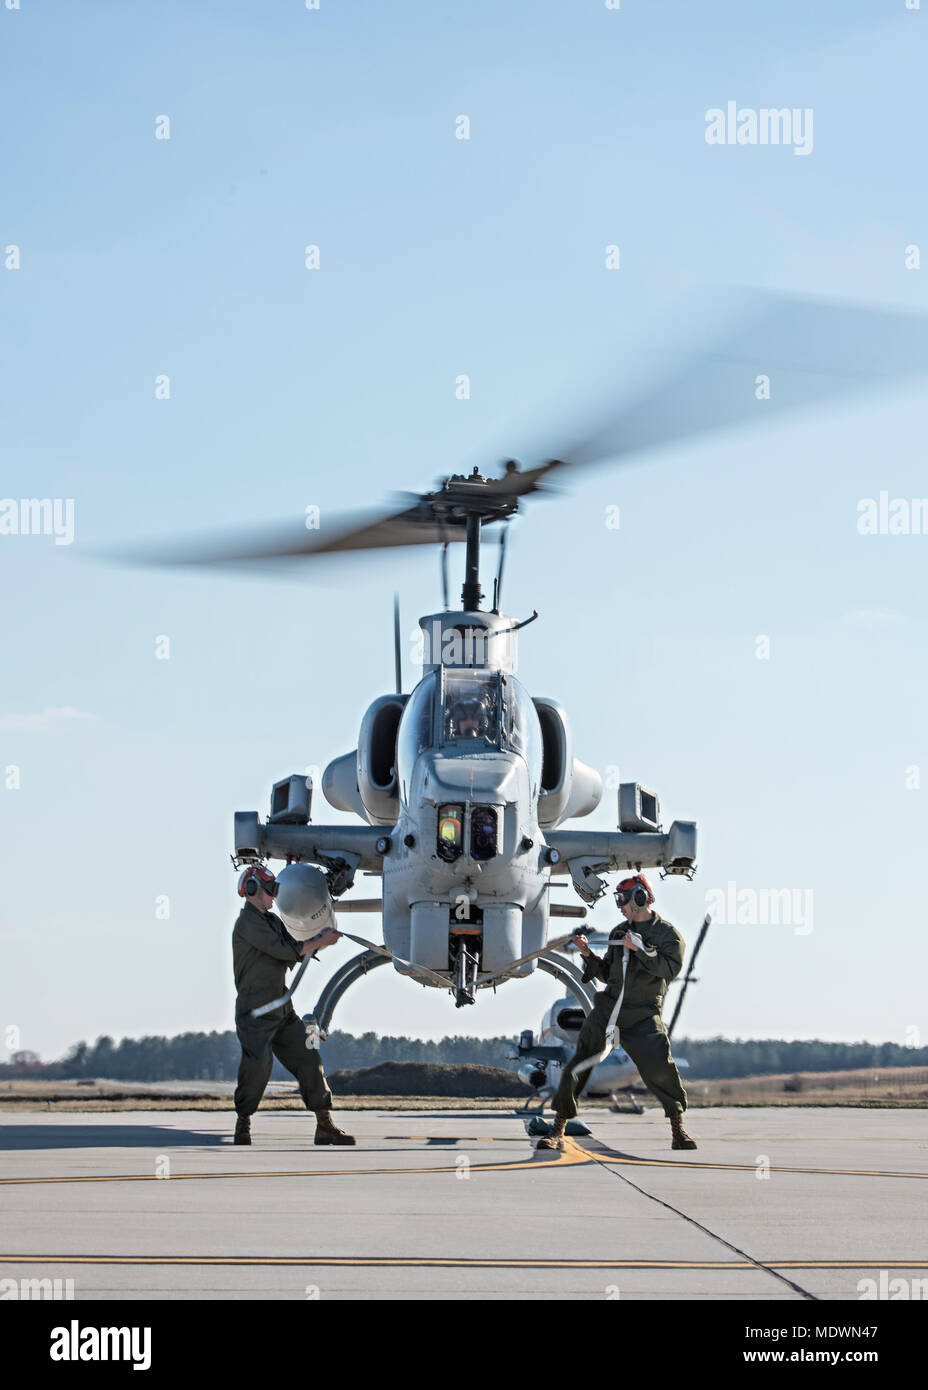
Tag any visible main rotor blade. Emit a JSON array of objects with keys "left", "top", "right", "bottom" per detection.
[
  {"left": 551, "top": 288, "right": 928, "bottom": 473},
  {"left": 126, "top": 503, "right": 467, "bottom": 570},
  {"left": 480, "top": 459, "right": 565, "bottom": 498},
  {"left": 118, "top": 288, "right": 928, "bottom": 574}
]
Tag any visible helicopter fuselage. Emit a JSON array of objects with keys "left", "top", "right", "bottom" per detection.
[
  {"left": 233, "top": 607, "right": 697, "bottom": 1008},
  {"left": 366, "top": 610, "right": 566, "bottom": 994}
]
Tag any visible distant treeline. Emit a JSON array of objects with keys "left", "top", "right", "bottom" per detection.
[
  {"left": 3, "top": 1032, "right": 928, "bottom": 1083},
  {"left": 676, "top": 1037, "right": 928, "bottom": 1079}
]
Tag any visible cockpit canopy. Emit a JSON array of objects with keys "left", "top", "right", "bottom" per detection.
[
  {"left": 395, "top": 667, "right": 542, "bottom": 792},
  {"left": 442, "top": 671, "right": 499, "bottom": 745}
]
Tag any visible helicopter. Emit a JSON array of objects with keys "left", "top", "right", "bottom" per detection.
[
  {"left": 230, "top": 457, "right": 699, "bottom": 1013},
  {"left": 137, "top": 287, "right": 928, "bottom": 1024}
]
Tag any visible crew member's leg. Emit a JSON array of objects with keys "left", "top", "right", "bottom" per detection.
[
  {"left": 552, "top": 1013, "right": 608, "bottom": 1120},
  {"left": 234, "top": 1015, "right": 276, "bottom": 1115},
  {"left": 271, "top": 1010, "right": 355, "bottom": 1145},
  {"left": 619, "top": 1015, "right": 696, "bottom": 1149},
  {"left": 271, "top": 1010, "right": 333, "bottom": 1112},
  {"left": 618, "top": 1015, "right": 686, "bottom": 1114},
  {"left": 233, "top": 1013, "right": 277, "bottom": 1143},
  {"left": 537, "top": 1001, "right": 610, "bottom": 1150}
]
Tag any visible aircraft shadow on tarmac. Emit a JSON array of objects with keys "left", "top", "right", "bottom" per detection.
[{"left": 0, "top": 1125, "right": 226, "bottom": 1151}]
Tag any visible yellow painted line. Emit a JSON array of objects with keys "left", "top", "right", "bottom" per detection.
[
  {"left": 0, "top": 1144, "right": 592, "bottom": 1188},
  {"left": 0, "top": 1256, "right": 750, "bottom": 1269},
  {"left": 586, "top": 1146, "right": 928, "bottom": 1180},
  {"left": 0, "top": 1255, "right": 926, "bottom": 1271},
  {"left": 3, "top": 1134, "right": 921, "bottom": 1187},
  {"left": 773, "top": 1262, "right": 928, "bottom": 1270}
]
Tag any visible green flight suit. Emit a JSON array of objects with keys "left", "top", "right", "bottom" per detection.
[
  {"left": 552, "top": 912, "right": 688, "bottom": 1120},
  {"left": 232, "top": 901, "right": 333, "bottom": 1118}
]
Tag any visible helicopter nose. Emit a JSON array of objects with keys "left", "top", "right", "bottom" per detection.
[{"left": 422, "top": 750, "right": 526, "bottom": 804}]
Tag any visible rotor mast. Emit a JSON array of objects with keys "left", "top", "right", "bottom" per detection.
[
  {"left": 462, "top": 514, "right": 483, "bottom": 610},
  {"left": 433, "top": 463, "right": 538, "bottom": 613}
]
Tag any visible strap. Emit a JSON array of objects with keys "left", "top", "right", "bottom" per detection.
[
  {"left": 251, "top": 954, "right": 312, "bottom": 1018},
  {"left": 337, "top": 929, "right": 454, "bottom": 991},
  {"left": 475, "top": 931, "right": 577, "bottom": 985},
  {"left": 568, "top": 929, "right": 657, "bottom": 1079}
]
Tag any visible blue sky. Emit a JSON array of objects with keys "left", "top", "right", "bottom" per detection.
[{"left": 1, "top": 1, "right": 926, "bottom": 1061}]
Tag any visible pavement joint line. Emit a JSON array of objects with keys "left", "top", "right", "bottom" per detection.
[{"left": 573, "top": 1137, "right": 819, "bottom": 1302}]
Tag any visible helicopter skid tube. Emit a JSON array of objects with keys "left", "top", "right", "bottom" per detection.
[
  {"left": 534, "top": 954, "right": 596, "bottom": 1014},
  {"left": 313, "top": 949, "right": 390, "bottom": 1033},
  {"left": 309, "top": 948, "right": 595, "bottom": 1039}
]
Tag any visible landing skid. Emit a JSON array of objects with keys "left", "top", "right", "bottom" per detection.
[
  {"left": 310, "top": 945, "right": 597, "bottom": 1033},
  {"left": 314, "top": 948, "right": 390, "bottom": 1032}
]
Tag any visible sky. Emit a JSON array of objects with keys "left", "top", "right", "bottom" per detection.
[{"left": 1, "top": 0, "right": 927, "bottom": 1063}]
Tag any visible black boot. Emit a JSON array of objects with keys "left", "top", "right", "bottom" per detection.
[
  {"left": 234, "top": 1114, "right": 251, "bottom": 1146},
  {"left": 669, "top": 1112, "right": 697, "bottom": 1150},
  {"left": 314, "top": 1110, "right": 356, "bottom": 1145}
]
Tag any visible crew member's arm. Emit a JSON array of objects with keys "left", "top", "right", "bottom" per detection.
[
  {"left": 579, "top": 929, "right": 621, "bottom": 985},
  {"left": 580, "top": 950, "right": 608, "bottom": 984},
  {"left": 300, "top": 929, "right": 340, "bottom": 958},
  {"left": 631, "top": 923, "right": 684, "bottom": 983},
  {"left": 236, "top": 915, "right": 303, "bottom": 965}
]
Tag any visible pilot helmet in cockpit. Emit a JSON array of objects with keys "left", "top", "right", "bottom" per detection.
[{"left": 450, "top": 695, "right": 490, "bottom": 739}]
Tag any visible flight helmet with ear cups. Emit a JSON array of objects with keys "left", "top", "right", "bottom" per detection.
[
  {"left": 614, "top": 874, "right": 654, "bottom": 909},
  {"left": 237, "top": 864, "right": 279, "bottom": 900}
]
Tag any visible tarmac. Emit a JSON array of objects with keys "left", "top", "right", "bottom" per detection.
[{"left": 0, "top": 1106, "right": 925, "bottom": 1300}]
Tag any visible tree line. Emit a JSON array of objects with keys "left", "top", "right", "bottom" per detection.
[{"left": 3, "top": 1032, "right": 927, "bottom": 1083}]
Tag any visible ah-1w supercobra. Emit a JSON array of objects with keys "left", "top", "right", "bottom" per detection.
[
  {"left": 141, "top": 287, "right": 928, "bottom": 1029},
  {"left": 231, "top": 458, "right": 699, "bottom": 1017}
]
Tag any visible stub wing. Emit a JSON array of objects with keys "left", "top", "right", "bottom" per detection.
[
  {"left": 234, "top": 812, "right": 386, "bottom": 874},
  {"left": 546, "top": 821, "right": 696, "bottom": 904}
]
